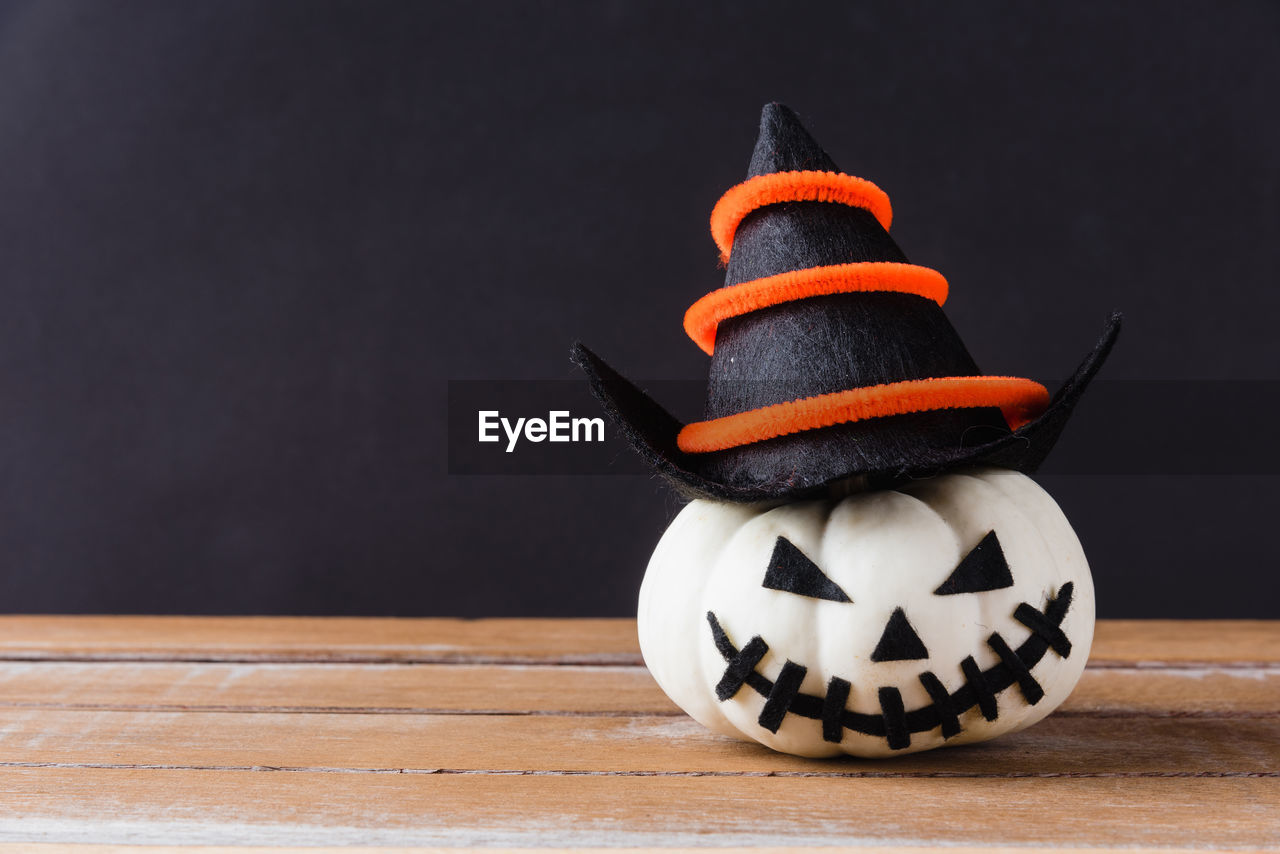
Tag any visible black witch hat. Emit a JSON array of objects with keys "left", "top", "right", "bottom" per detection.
[{"left": 573, "top": 104, "right": 1120, "bottom": 502}]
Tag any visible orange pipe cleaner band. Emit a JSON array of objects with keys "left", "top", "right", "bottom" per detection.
[
  {"left": 676, "top": 377, "right": 1050, "bottom": 454},
  {"left": 683, "top": 262, "right": 949, "bottom": 355},
  {"left": 710, "top": 171, "right": 893, "bottom": 263}
]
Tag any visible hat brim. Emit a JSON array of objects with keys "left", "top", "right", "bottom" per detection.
[{"left": 571, "top": 312, "right": 1121, "bottom": 502}]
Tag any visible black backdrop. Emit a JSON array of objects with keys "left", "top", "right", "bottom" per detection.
[{"left": 0, "top": 1, "right": 1277, "bottom": 617}]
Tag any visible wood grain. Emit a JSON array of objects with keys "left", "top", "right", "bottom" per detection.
[
  {"left": 0, "top": 616, "right": 642, "bottom": 664},
  {"left": 0, "top": 617, "right": 1275, "bottom": 665},
  {"left": 0, "top": 618, "right": 1274, "bottom": 849},
  {"left": 0, "top": 661, "right": 680, "bottom": 714},
  {"left": 1091, "top": 620, "right": 1280, "bottom": 667},
  {"left": 0, "top": 661, "right": 1274, "bottom": 716},
  {"left": 8, "top": 850, "right": 1253, "bottom": 854},
  {"left": 0, "top": 708, "right": 1274, "bottom": 776},
  {"left": 0, "top": 767, "right": 1272, "bottom": 847}
]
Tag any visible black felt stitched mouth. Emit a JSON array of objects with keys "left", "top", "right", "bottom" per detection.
[{"left": 706, "top": 583, "right": 1074, "bottom": 751}]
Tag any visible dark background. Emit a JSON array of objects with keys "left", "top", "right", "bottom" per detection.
[{"left": 0, "top": 1, "right": 1276, "bottom": 617}]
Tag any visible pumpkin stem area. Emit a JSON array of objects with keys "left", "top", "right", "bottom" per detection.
[{"left": 825, "top": 475, "right": 871, "bottom": 500}]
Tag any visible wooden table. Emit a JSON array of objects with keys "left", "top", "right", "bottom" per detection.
[{"left": 0, "top": 617, "right": 1274, "bottom": 850}]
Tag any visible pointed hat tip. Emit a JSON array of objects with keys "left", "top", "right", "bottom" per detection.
[
  {"left": 747, "top": 102, "right": 839, "bottom": 178},
  {"left": 759, "top": 101, "right": 797, "bottom": 123}
]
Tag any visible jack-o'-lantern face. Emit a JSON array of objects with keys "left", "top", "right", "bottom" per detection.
[
  {"left": 637, "top": 468, "right": 1095, "bottom": 758},
  {"left": 708, "top": 527, "right": 1074, "bottom": 752}
]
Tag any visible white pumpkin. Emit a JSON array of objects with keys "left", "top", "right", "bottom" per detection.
[{"left": 638, "top": 467, "right": 1093, "bottom": 757}]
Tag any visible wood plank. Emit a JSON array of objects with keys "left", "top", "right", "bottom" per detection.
[
  {"left": 0, "top": 661, "right": 1274, "bottom": 716},
  {"left": 9, "top": 851, "right": 1256, "bottom": 854},
  {"left": 0, "top": 708, "right": 1274, "bottom": 776},
  {"left": 0, "top": 661, "right": 680, "bottom": 714},
  {"left": 0, "top": 617, "right": 642, "bottom": 664},
  {"left": 0, "top": 768, "right": 1271, "bottom": 847},
  {"left": 1091, "top": 620, "right": 1280, "bottom": 667},
  {"left": 1064, "top": 667, "right": 1280, "bottom": 717},
  {"left": 0, "top": 617, "right": 1275, "bottom": 666}
]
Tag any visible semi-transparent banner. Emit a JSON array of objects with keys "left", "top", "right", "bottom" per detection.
[{"left": 447, "top": 380, "right": 1280, "bottom": 476}]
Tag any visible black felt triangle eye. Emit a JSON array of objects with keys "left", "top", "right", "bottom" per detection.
[
  {"left": 934, "top": 531, "right": 1014, "bottom": 595},
  {"left": 762, "top": 536, "right": 851, "bottom": 602}
]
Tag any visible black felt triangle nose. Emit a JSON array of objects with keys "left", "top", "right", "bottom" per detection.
[
  {"left": 870, "top": 608, "right": 930, "bottom": 662},
  {"left": 746, "top": 103, "right": 840, "bottom": 178}
]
